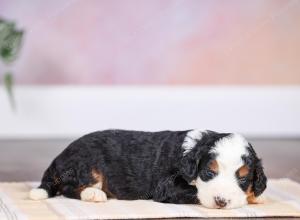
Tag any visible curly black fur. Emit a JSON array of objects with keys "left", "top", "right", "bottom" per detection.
[{"left": 35, "top": 129, "right": 266, "bottom": 204}]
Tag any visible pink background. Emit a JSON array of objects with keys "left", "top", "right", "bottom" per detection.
[{"left": 1, "top": 0, "right": 300, "bottom": 85}]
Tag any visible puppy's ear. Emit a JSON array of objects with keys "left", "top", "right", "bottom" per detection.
[
  {"left": 253, "top": 159, "right": 267, "bottom": 197},
  {"left": 247, "top": 143, "right": 267, "bottom": 198},
  {"left": 180, "top": 130, "right": 221, "bottom": 183},
  {"left": 180, "top": 152, "right": 199, "bottom": 183}
]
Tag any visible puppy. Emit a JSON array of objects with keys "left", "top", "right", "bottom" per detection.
[{"left": 29, "top": 129, "right": 267, "bottom": 209}]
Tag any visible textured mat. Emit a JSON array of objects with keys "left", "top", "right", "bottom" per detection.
[{"left": 0, "top": 179, "right": 300, "bottom": 220}]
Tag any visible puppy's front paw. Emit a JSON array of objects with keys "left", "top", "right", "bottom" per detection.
[
  {"left": 247, "top": 194, "right": 265, "bottom": 204},
  {"left": 80, "top": 187, "right": 107, "bottom": 202},
  {"left": 253, "top": 195, "right": 266, "bottom": 204}
]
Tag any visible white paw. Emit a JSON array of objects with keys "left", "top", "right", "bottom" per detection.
[
  {"left": 80, "top": 187, "right": 107, "bottom": 202},
  {"left": 29, "top": 188, "right": 48, "bottom": 200}
]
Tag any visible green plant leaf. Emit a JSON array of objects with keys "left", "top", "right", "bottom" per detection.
[
  {"left": 0, "top": 19, "right": 16, "bottom": 48},
  {"left": 4, "top": 72, "right": 16, "bottom": 110},
  {"left": 1, "top": 30, "right": 23, "bottom": 64},
  {"left": 0, "top": 18, "right": 24, "bottom": 110},
  {"left": 0, "top": 18, "right": 23, "bottom": 64}
]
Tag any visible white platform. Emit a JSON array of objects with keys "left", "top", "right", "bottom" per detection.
[{"left": 0, "top": 86, "right": 299, "bottom": 139}]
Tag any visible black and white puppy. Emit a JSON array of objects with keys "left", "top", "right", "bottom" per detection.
[{"left": 29, "top": 129, "right": 267, "bottom": 209}]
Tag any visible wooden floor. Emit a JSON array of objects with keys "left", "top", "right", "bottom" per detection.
[{"left": 0, "top": 138, "right": 299, "bottom": 219}]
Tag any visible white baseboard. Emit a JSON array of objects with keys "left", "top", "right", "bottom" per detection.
[{"left": 0, "top": 86, "right": 299, "bottom": 139}]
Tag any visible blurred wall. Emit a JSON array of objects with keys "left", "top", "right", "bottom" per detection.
[
  {"left": 0, "top": 0, "right": 300, "bottom": 85},
  {"left": 1, "top": 1, "right": 300, "bottom": 139},
  {"left": 1, "top": 86, "right": 300, "bottom": 139}
]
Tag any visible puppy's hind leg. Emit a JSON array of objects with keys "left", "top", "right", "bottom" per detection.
[
  {"left": 80, "top": 187, "right": 107, "bottom": 202},
  {"left": 58, "top": 178, "right": 108, "bottom": 202},
  {"left": 80, "top": 169, "right": 108, "bottom": 202}
]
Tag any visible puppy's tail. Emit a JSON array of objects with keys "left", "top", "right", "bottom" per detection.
[{"left": 29, "top": 162, "right": 59, "bottom": 200}]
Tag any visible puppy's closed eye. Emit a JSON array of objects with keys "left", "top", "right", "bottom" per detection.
[
  {"left": 236, "top": 165, "right": 250, "bottom": 187},
  {"left": 200, "top": 160, "right": 219, "bottom": 181}
]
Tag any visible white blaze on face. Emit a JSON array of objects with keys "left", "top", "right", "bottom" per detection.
[{"left": 195, "top": 134, "right": 249, "bottom": 209}]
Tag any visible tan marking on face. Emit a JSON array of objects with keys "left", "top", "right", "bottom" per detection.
[
  {"left": 246, "top": 185, "right": 258, "bottom": 204},
  {"left": 208, "top": 160, "right": 219, "bottom": 173},
  {"left": 238, "top": 165, "right": 249, "bottom": 177}
]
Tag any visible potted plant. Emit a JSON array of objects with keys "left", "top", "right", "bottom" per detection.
[{"left": 0, "top": 18, "right": 24, "bottom": 109}]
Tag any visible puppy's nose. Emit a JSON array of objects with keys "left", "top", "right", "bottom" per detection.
[{"left": 214, "top": 196, "right": 227, "bottom": 208}]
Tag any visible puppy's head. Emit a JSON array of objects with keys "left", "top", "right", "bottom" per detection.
[{"left": 181, "top": 131, "right": 267, "bottom": 209}]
